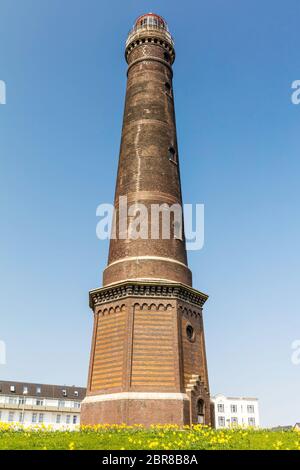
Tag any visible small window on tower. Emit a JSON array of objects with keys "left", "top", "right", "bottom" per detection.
[
  {"left": 168, "top": 146, "right": 177, "bottom": 164},
  {"left": 164, "top": 51, "right": 170, "bottom": 62},
  {"left": 186, "top": 324, "right": 195, "bottom": 341},
  {"left": 165, "top": 82, "right": 172, "bottom": 97}
]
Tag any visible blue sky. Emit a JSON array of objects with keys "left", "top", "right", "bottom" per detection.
[{"left": 0, "top": 0, "right": 299, "bottom": 427}]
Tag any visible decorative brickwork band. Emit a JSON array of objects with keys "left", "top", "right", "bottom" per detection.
[{"left": 89, "top": 281, "right": 208, "bottom": 309}]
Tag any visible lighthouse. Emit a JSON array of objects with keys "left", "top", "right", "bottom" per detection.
[{"left": 81, "top": 13, "right": 211, "bottom": 426}]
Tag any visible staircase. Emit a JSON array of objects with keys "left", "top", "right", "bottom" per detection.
[
  {"left": 185, "top": 374, "right": 206, "bottom": 394},
  {"left": 185, "top": 375, "right": 209, "bottom": 425}
]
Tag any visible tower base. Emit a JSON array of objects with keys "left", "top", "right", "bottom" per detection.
[
  {"left": 81, "top": 393, "right": 190, "bottom": 426},
  {"left": 82, "top": 281, "right": 211, "bottom": 427}
]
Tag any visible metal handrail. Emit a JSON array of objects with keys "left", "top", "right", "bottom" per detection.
[{"left": 126, "top": 24, "right": 174, "bottom": 47}]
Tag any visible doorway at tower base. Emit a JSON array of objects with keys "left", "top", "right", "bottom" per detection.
[{"left": 80, "top": 393, "right": 191, "bottom": 426}]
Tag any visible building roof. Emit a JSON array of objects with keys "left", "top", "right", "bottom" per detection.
[
  {"left": 211, "top": 394, "right": 258, "bottom": 401},
  {"left": 271, "top": 425, "right": 293, "bottom": 431},
  {"left": 0, "top": 380, "right": 86, "bottom": 400}
]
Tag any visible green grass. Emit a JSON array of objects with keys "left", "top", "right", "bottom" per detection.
[{"left": 0, "top": 424, "right": 299, "bottom": 450}]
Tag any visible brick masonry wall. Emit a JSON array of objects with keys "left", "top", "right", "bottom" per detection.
[
  {"left": 81, "top": 20, "right": 211, "bottom": 427},
  {"left": 81, "top": 397, "right": 190, "bottom": 426},
  {"left": 131, "top": 304, "right": 177, "bottom": 390},
  {"left": 90, "top": 305, "right": 127, "bottom": 392},
  {"left": 104, "top": 37, "right": 191, "bottom": 287}
]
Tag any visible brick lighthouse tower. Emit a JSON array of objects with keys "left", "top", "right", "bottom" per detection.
[{"left": 81, "top": 13, "right": 211, "bottom": 426}]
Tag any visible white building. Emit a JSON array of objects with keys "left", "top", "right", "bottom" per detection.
[
  {"left": 0, "top": 380, "right": 86, "bottom": 429},
  {"left": 211, "top": 394, "right": 260, "bottom": 428}
]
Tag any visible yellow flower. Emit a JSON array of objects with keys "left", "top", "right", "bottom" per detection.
[{"left": 148, "top": 441, "right": 159, "bottom": 449}]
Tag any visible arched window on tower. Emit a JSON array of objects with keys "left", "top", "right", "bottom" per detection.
[
  {"left": 197, "top": 399, "right": 205, "bottom": 424},
  {"left": 164, "top": 51, "right": 170, "bottom": 63},
  {"left": 168, "top": 146, "right": 177, "bottom": 164},
  {"left": 165, "top": 82, "right": 173, "bottom": 97}
]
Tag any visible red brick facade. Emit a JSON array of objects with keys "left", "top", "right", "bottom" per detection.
[{"left": 81, "top": 14, "right": 211, "bottom": 426}]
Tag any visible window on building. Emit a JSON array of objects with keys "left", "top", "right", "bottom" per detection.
[
  {"left": 18, "top": 397, "right": 25, "bottom": 405},
  {"left": 164, "top": 51, "right": 170, "bottom": 62},
  {"left": 19, "top": 412, "right": 24, "bottom": 423},
  {"left": 217, "top": 404, "right": 224, "bottom": 413},
  {"left": 56, "top": 414, "right": 61, "bottom": 424},
  {"left": 38, "top": 413, "right": 44, "bottom": 423},
  {"left": 23, "top": 386, "right": 28, "bottom": 394},
  {"left": 36, "top": 386, "right": 41, "bottom": 394},
  {"left": 8, "top": 397, "right": 17, "bottom": 405},
  {"left": 247, "top": 405, "right": 255, "bottom": 414},
  {"left": 248, "top": 417, "right": 255, "bottom": 426},
  {"left": 173, "top": 219, "right": 182, "bottom": 240},
  {"left": 10, "top": 385, "right": 15, "bottom": 393},
  {"left": 74, "top": 402, "right": 80, "bottom": 409},
  {"left": 66, "top": 415, "right": 71, "bottom": 424},
  {"left": 58, "top": 400, "right": 65, "bottom": 408},
  {"left": 8, "top": 412, "right": 14, "bottom": 422},
  {"left": 197, "top": 399, "right": 205, "bottom": 424},
  {"left": 148, "top": 16, "right": 160, "bottom": 28},
  {"left": 168, "top": 146, "right": 177, "bottom": 163},
  {"left": 74, "top": 391, "right": 79, "bottom": 397},
  {"left": 73, "top": 415, "right": 78, "bottom": 424},
  {"left": 231, "top": 417, "right": 238, "bottom": 426},
  {"left": 165, "top": 82, "right": 172, "bottom": 97},
  {"left": 186, "top": 324, "right": 195, "bottom": 341},
  {"left": 231, "top": 405, "right": 237, "bottom": 413},
  {"left": 36, "top": 399, "right": 44, "bottom": 406},
  {"left": 32, "top": 413, "right": 37, "bottom": 423},
  {"left": 62, "top": 389, "right": 67, "bottom": 397},
  {"left": 218, "top": 416, "right": 225, "bottom": 427}
]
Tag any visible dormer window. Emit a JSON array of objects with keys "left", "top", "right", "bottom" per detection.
[
  {"left": 10, "top": 385, "right": 15, "bottom": 393},
  {"left": 74, "top": 391, "right": 79, "bottom": 397},
  {"left": 36, "top": 386, "right": 41, "bottom": 394},
  {"left": 62, "top": 389, "right": 67, "bottom": 397}
]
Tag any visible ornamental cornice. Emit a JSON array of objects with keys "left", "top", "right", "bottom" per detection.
[{"left": 89, "top": 281, "right": 208, "bottom": 309}]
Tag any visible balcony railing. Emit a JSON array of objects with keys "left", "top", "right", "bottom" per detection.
[
  {"left": 1, "top": 402, "right": 80, "bottom": 412},
  {"left": 126, "top": 24, "right": 174, "bottom": 48}
]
